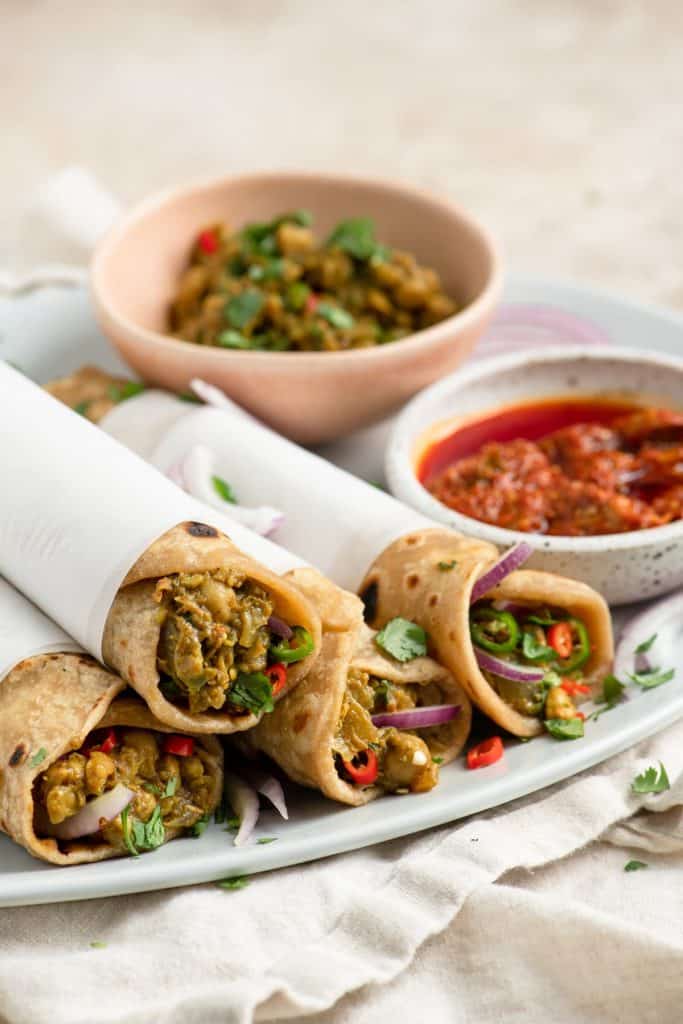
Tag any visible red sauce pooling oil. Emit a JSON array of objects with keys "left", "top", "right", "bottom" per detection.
[{"left": 419, "top": 397, "right": 637, "bottom": 485}]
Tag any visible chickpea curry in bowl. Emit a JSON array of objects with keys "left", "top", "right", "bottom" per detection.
[{"left": 169, "top": 211, "right": 458, "bottom": 352}]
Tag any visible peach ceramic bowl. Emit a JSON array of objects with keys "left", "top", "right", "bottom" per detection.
[{"left": 91, "top": 171, "right": 502, "bottom": 444}]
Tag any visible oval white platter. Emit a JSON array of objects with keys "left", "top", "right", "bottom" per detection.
[{"left": 0, "top": 273, "right": 681, "bottom": 906}]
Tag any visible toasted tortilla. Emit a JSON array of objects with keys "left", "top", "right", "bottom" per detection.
[
  {"left": 102, "top": 522, "right": 321, "bottom": 733},
  {"left": 359, "top": 528, "right": 613, "bottom": 737},
  {"left": 0, "top": 653, "right": 223, "bottom": 866},
  {"left": 243, "top": 567, "right": 471, "bottom": 806}
]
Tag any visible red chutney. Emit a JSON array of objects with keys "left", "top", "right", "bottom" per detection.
[{"left": 421, "top": 398, "right": 683, "bottom": 536}]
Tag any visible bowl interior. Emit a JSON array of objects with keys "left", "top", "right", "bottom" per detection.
[{"left": 94, "top": 173, "right": 496, "bottom": 339}]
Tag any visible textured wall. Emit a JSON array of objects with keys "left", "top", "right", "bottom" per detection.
[{"left": 3, "top": 0, "right": 683, "bottom": 306}]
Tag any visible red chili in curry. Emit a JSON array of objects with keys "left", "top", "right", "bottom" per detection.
[{"left": 421, "top": 398, "right": 683, "bottom": 536}]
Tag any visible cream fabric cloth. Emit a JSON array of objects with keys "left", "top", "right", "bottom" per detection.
[{"left": 2, "top": 171, "right": 683, "bottom": 1023}]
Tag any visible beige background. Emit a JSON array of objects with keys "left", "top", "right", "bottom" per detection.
[{"left": 3, "top": 0, "right": 683, "bottom": 309}]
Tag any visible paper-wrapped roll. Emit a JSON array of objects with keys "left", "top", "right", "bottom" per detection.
[
  {"left": 0, "top": 578, "right": 223, "bottom": 865},
  {"left": 360, "top": 529, "right": 613, "bottom": 737},
  {"left": 0, "top": 365, "right": 321, "bottom": 733},
  {"left": 243, "top": 568, "right": 471, "bottom": 805},
  {"left": 103, "top": 523, "right": 321, "bottom": 732}
]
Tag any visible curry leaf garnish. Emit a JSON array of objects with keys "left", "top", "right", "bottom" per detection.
[
  {"left": 375, "top": 618, "right": 428, "bottom": 663},
  {"left": 544, "top": 717, "right": 584, "bottom": 741},
  {"left": 107, "top": 380, "right": 145, "bottom": 403},
  {"left": 217, "top": 875, "right": 250, "bottom": 890},
  {"left": 624, "top": 859, "right": 648, "bottom": 872},
  {"left": 632, "top": 761, "right": 670, "bottom": 795},
  {"left": 635, "top": 634, "right": 658, "bottom": 655},
  {"left": 522, "top": 631, "right": 556, "bottom": 662},
  {"left": 224, "top": 289, "right": 265, "bottom": 329},
  {"left": 628, "top": 667, "right": 675, "bottom": 690},
  {"left": 229, "top": 672, "right": 275, "bottom": 715},
  {"left": 437, "top": 560, "right": 457, "bottom": 571},
  {"left": 212, "top": 475, "right": 237, "bottom": 504},
  {"left": 29, "top": 748, "right": 48, "bottom": 768}
]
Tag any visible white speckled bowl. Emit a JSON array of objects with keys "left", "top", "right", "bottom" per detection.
[{"left": 387, "top": 346, "right": 683, "bottom": 605}]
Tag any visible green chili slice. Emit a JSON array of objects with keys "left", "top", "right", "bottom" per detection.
[
  {"left": 554, "top": 617, "right": 591, "bottom": 675},
  {"left": 270, "top": 626, "right": 314, "bottom": 664},
  {"left": 470, "top": 607, "right": 520, "bottom": 654}
]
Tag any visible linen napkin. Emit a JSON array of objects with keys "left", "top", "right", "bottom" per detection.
[{"left": 1, "top": 169, "right": 682, "bottom": 1024}]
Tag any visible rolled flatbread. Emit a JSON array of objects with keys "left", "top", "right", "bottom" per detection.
[
  {"left": 242, "top": 568, "right": 471, "bottom": 806},
  {"left": 0, "top": 653, "right": 223, "bottom": 865},
  {"left": 360, "top": 528, "right": 613, "bottom": 738},
  {"left": 102, "top": 522, "right": 321, "bottom": 733}
]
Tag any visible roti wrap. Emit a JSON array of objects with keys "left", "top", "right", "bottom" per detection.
[
  {"left": 243, "top": 568, "right": 471, "bottom": 806},
  {"left": 102, "top": 522, "right": 321, "bottom": 733},
  {"left": 360, "top": 528, "right": 613, "bottom": 737},
  {"left": 0, "top": 654, "right": 223, "bottom": 865}
]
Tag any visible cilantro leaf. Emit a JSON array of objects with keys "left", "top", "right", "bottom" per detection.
[
  {"left": 522, "top": 631, "right": 556, "bottom": 662},
  {"left": 432, "top": 756, "right": 444, "bottom": 765},
  {"left": 327, "top": 218, "right": 384, "bottom": 261},
  {"left": 224, "top": 289, "right": 264, "bottom": 329},
  {"left": 437, "top": 560, "right": 457, "bottom": 571},
  {"left": 316, "top": 302, "right": 354, "bottom": 330},
  {"left": 29, "top": 747, "right": 47, "bottom": 768},
  {"left": 90, "top": 941, "right": 107, "bottom": 949},
  {"left": 217, "top": 329, "right": 254, "bottom": 349},
  {"left": 229, "top": 672, "right": 274, "bottom": 715},
  {"left": 628, "top": 667, "right": 675, "bottom": 690},
  {"left": 544, "top": 717, "right": 585, "bottom": 740},
  {"left": 131, "top": 806, "right": 166, "bottom": 851},
  {"left": 624, "top": 859, "right": 648, "bottom": 872},
  {"left": 212, "top": 475, "right": 237, "bottom": 504},
  {"left": 248, "top": 258, "right": 285, "bottom": 282},
  {"left": 190, "top": 814, "right": 210, "bottom": 838},
  {"left": 107, "top": 380, "right": 145, "bottom": 403},
  {"left": 163, "top": 776, "right": 178, "bottom": 798},
  {"left": 635, "top": 634, "right": 657, "bottom": 655},
  {"left": 375, "top": 618, "right": 428, "bottom": 662},
  {"left": 257, "top": 837, "right": 277, "bottom": 844},
  {"left": 143, "top": 783, "right": 162, "bottom": 796},
  {"left": 632, "top": 761, "right": 670, "bottom": 794},
  {"left": 74, "top": 400, "right": 90, "bottom": 416},
  {"left": 224, "top": 816, "right": 240, "bottom": 830},
  {"left": 217, "top": 875, "right": 250, "bottom": 890}
]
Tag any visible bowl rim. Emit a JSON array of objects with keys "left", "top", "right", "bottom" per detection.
[
  {"left": 90, "top": 168, "right": 504, "bottom": 365},
  {"left": 386, "top": 343, "right": 683, "bottom": 552}
]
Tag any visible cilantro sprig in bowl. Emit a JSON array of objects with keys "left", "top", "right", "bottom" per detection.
[{"left": 91, "top": 171, "right": 502, "bottom": 444}]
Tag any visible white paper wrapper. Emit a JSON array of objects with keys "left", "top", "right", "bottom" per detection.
[
  {"left": 0, "top": 576, "right": 81, "bottom": 684},
  {"left": 0, "top": 365, "right": 305, "bottom": 659},
  {"left": 102, "top": 390, "right": 435, "bottom": 591}
]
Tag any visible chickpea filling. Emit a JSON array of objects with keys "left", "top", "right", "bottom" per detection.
[
  {"left": 35, "top": 728, "right": 215, "bottom": 852},
  {"left": 332, "top": 670, "right": 443, "bottom": 793},
  {"left": 470, "top": 602, "right": 593, "bottom": 722},
  {"left": 155, "top": 569, "right": 275, "bottom": 714}
]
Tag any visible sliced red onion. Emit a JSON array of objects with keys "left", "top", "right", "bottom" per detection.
[
  {"left": 164, "top": 443, "right": 284, "bottom": 537},
  {"left": 49, "top": 783, "right": 134, "bottom": 840},
  {"left": 224, "top": 771, "right": 260, "bottom": 847},
  {"left": 371, "top": 704, "right": 461, "bottom": 729},
  {"left": 475, "top": 647, "right": 545, "bottom": 683},
  {"left": 474, "top": 304, "right": 610, "bottom": 361},
  {"left": 255, "top": 774, "right": 289, "bottom": 820},
  {"left": 268, "top": 615, "right": 293, "bottom": 641},
  {"left": 470, "top": 542, "right": 534, "bottom": 603}
]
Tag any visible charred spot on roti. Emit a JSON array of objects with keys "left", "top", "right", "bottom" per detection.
[
  {"left": 449, "top": 630, "right": 457, "bottom": 642},
  {"left": 293, "top": 712, "right": 310, "bottom": 734},
  {"left": 185, "top": 521, "right": 218, "bottom": 538},
  {"left": 406, "top": 573, "right": 420, "bottom": 590},
  {"left": 403, "top": 535, "right": 419, "bottom": 546},
  {"left": 9, "top": 743, "right": 27, "bottom": 767},
  {"left": 428, "top": 594, "right": 439, "bottom": 607},
  {"left": 359, "top": 582, "right": 378, "bottom": 623}
]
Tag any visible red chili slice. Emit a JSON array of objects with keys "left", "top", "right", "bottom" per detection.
[
  {"left": 267, "top": 662, "right": 287, "bottom": 697},
  {"left": 99, "top": 728, "right": 118, "bottom": 755},
  {"left": 560, "top": 680, "right": 590, "bottom": 696},
  {"left": 466, "top": 736, "right": 504, "bottom": 770},
  {"left": 163, "top": 735, "right": 195, "bottom": 757},
  {"left": 342, "top": 749, "right": 378, "bottom": 786},
  {"left": 305, "top": 292, "right": 320, "bottom": 314},
  {"left": 576, "top": 711, "right": 586, "bottom": 721},
  {"left": 548, "top": 622, "right": 573, "bottom": 659},
  {"left": 197, "top": 229, "right": 218, "bottom": 255}
]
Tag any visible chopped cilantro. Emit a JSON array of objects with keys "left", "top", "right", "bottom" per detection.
[
  {"left": 212, "top": 475, "right": 237, "bottom": 504},
  {"left": 257, "top": 837, "right": 277, "bottom": 844},
  {"left": 143, "top": 783, "right": 162, "bottom": 796},
  {"left": 316, "top": 302, "right": 354, "bottom": 330},
  {"left": 522, "top": 631, "right": 556, "bottom": 662},
  {"left": 588, "top": 674, "right": 626, "bottom": 719},
  {"left": 248, "top": 258, "right": 285, "bottom": 282},
  {"left": 90, "top": 941, "right": 107, "bottom": 949},
  {"left": 29, "top": 747, "right": 47, "bottom": 768},
  {"left": 375, "top": 618, "right": 428, "bottom": 662},
  {"left": 635, "top": 634, "right": 657, "bottom": 655},
  {"left": 190, "top": 814, "right": 210, "bottom": 838},
  {"left": 229, "top": 671, "right": 274, "bottom": 715},
  {"left": 224, "top": 289, "right": 265, "bottom": 329},
  {"left": 624, "top": 859, "right": 648, "bottom": 872},
  {"left": 216, "top": 875, "right": 250, "bottom": 890},
  {"left": 628, "top": 667, "right": 675, "bottom": 690},
  {"left": 372, "top": 678, "right": 393, "bottom": 708},
  {"left": 437, "top": 560, "right": 457, "bottom": 571},
  {"left": 107, "top": 380, "right": 145, "bottom": 403},
  {"left": 224, "top": 816, "right": 240, "bottom": 831},
  {"left": 217, "top": 329, "right": 253, "bottom": 349},
  {"left": 285, "top": 281, "right": 310, "bottom": 311},
  {"left": 632, "top": 761, "right": 670, "bottom": 795},
  {"left": 544, "top": 717, "right": 584, "bottom": 740},
  {"left": 327, "top": 217, "right": 386, "bottom": 261},
  {"left": 74, "top": 400, "right": 90, "bottom": 416},
  {"left": 131, "top": 805, "right": 166, "bottom": 852},
  {"left": 432, "top": 756, "right": 444, "bottom": 765}
]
